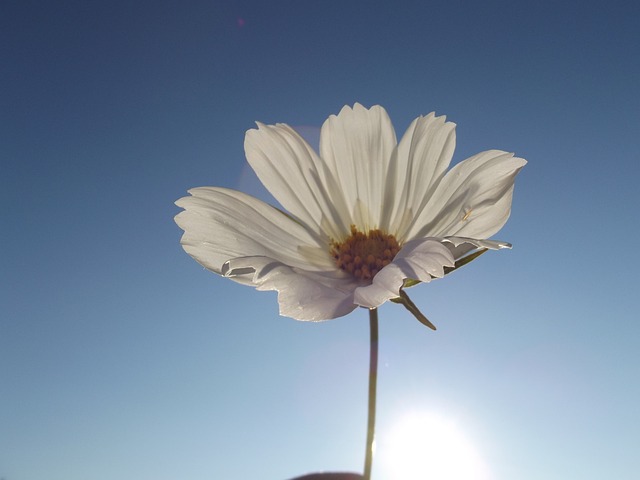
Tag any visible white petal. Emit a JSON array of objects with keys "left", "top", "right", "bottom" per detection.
[
  {"left": 223, "top": 256, "right": 359, "bottom": 321},
  {"left": 245, "top": 123, "right": 351, "bottom": 240},
  {"left": 174, "top": 187, "right": 334, "bottom": 274},
  {"left": 353, "top": 238, "right": 455, "bottom": 308},
  {"left": 319, "top": 104, "right": 397, "bottom": 231},
  {"left": 352, "top": 265, "right": 405, "bottom": 308},
  {"left": 404, "top": 150, "right": 527, "bottom": 240},
  {"left": 444, "top": 236, "right": 511, "bottom": 250},
  {"left": 443, "top": 236, "right": 511, "bottom": 261},
  {"left": 385, "top": 113, "right": 456, "bottom": 235}
]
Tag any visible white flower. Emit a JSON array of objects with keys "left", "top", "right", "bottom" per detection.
[{"left": 175, "top": 104, "right": 526, "bottom": 321}]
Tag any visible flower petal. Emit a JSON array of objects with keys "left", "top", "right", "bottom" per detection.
[
  {"left": 223, "top": 256, "right": 359, "bottom": 321},
  {"left": 175, "top": 187, "right": 334, "bottom": 274},
  {"left": 319, "top": 104, "right": 397, "bottom": 231},
  {"left": 245, "top": 123, "right": 351, "bottom": 240},
  {"left": 353, "top": 238, "right": 455, "bottom": 307},
  {"left": 442, "top": 236, "right": 511, "bottom": 262},
  {"left": 404, "top": 150, "right": 527, "bottom": 240},
  {"left": 385, "top": 113, "right": 456, "bottom": 236}
]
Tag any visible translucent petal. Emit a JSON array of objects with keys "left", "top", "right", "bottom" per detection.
[
  {"left": 319, "top": 104, "right": 397, "bottom": 231},
  {"left": 442, "top": 236, "right": 511, "bottom": 262},
  {"left": 175, "top": 187, "right": 334, "bottom": 274},
  {"left": 386, "top": 113, "right": 456, "bottom": 235},
  {"left": 404, "top": 150, "right": 527, "bottom": 240},
  {"left": 223, "top": 256, "right": 359, "bottom": 321},
  {"left": 245, "top": 123, "right": 351, "bottom": 240}
]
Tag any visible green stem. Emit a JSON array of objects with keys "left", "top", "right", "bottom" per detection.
[{"left": 363, "top": 308, "right": 378, "bottom": 480}]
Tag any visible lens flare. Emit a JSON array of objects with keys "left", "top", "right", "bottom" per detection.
[{"left": 378, "top": 411, "right": 491, "bottom": 480}]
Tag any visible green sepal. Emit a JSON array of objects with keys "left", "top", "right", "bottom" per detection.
[
  {"left": 393, "top": 248, "right": 490, "bottom": 330},
  {"left": 403, "top": 278, "right": 421, "bottom": 288},
  {"left": 444, "top": 247, "right": 488, "bottom": 274},
  {"left": 390, "top": 289, "right": 437, "bottom": 330}
]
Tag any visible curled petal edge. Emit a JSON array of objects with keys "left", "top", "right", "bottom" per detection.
[
  {"left": 443, "top": 235, "right": 511, "bottom": 265},
  {"left": 353, "top": 238, "right": 455, "bottom": 308},
  {"left": 223, "top": 256, "right": 359, "bottom": 321}
]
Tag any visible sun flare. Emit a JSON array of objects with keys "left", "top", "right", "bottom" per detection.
[{"left": 378, "top": 411, "right": 491, "bottom": 480}]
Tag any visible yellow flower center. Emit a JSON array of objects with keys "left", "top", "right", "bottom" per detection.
[{"left": 330, "top": 225, "right": 401, "bottom": 281}]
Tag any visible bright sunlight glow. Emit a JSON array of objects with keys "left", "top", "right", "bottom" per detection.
[{"left": 378, "top": 411, "right": 491, "bottom": 480}]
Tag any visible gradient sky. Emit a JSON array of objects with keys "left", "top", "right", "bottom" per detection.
[{"left": 2, "top": 1, "right": 639, "bottom": 479}]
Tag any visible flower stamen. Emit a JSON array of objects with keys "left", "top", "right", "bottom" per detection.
[{"left": 330, "top": 225, "right": 400, "bottom": 281}]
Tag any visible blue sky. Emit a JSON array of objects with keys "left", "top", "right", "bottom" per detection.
[{"left": 2, "top": 1, "right": 639, "bottom": 479}]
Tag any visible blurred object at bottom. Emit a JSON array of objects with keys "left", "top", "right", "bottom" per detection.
[{"left": 289, "top": 473, "right": 364, "bottom": 480}]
